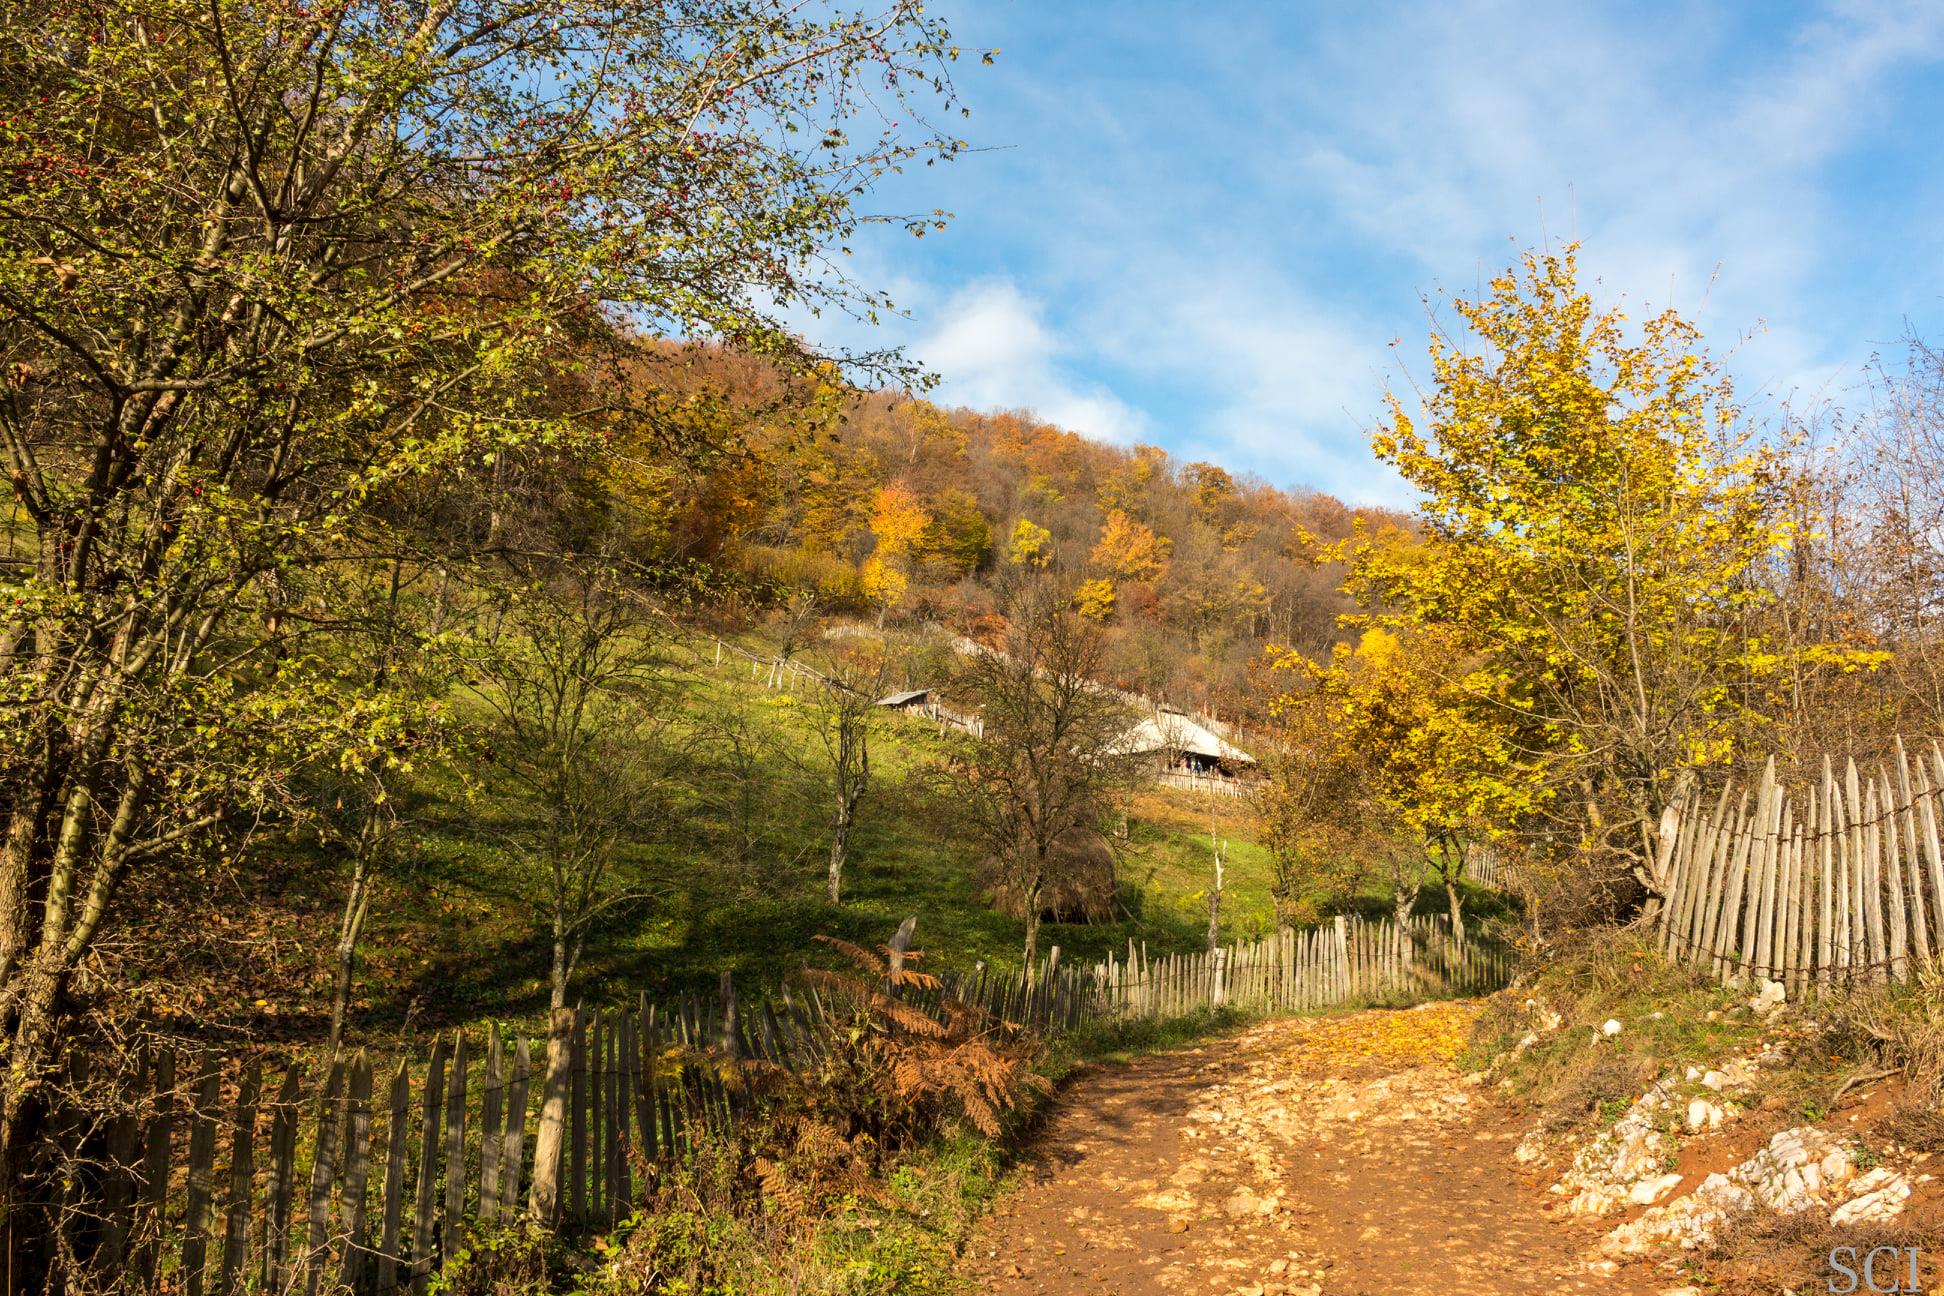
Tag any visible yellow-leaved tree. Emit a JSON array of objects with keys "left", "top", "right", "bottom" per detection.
[
  {"left": 1352, "top": 245, "right": 1803, "bottom": 915},
  {"left": 863, "top": 485, "right": 932, "bottom": 624},
  {"left": 1263, "top": 625, "right": 1545, "bottom": 939},
  {"left": 1007, "top": 518, "right": 1054, "bottom": 568}
]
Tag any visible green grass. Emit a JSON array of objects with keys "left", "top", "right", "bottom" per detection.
[{"left": 287, "top": 627, "right": 1511, "bottom": 1044}]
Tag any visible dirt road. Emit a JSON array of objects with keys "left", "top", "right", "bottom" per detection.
[{"left": 960, "top": 1004, "right": 1674, "bottom": 1296}]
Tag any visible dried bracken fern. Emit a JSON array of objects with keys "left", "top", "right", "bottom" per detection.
[
  {"left": 616, "top": 933, "right": 1052, "bottom": 1244},
  {"left": 798, "top": 934, "right": 1047, "bottom": 1149}
]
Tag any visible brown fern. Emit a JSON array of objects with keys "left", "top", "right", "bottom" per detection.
[{"left": 797, "top": 931, "right": 1047, "bottom": 1153}]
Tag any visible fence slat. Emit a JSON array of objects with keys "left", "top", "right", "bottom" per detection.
[
  {"left": 504, "top": 1036, "right": 533, "bottom": 1216},
  {"left": 218, "top": 1062, "right": 259, "bottom": 1296},
  {"left": 261, "top": 1064, "right": 302, "bottom": 1289},
  {"left": 410, "top": 1037, "right": 447, "bottom": 1296},
  {"left": 376, "top": 1058, "right": 411, "bottom": 1294},
  {"left": 480, "top": 1026, "right": 505, "bottom": 1224},
  {"left": 1916, "top": 749, "right": 1944, "bottom": 952},
  {"left": 180, "top": 1056, "right": 222, "bottom": 1296},
  {"left": 442, "top": 1030, "right": 470, "bottom": 1257},
  {"left": 569, "top": 1006, "right": 588, "bottom": 1223},
  {"left": 337, "top": 1053, "right": 375, "bottom": 1289},
  {"left": 590, "top": 1011, "right": 606, "bottom": 1226},
  {"left": 95, "top": 1049, "right": 147, "bottom": 1278},
  {"left": 302, "top": 1058, "right": 346, "bottom": 1296},
  {"left": 1895, "top": 740, "right": 1932, "bottom": 967},
  {"left": 131, "top": 1048, "right": 177, "bottom": 1288}
]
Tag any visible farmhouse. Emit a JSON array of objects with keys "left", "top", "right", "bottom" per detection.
[{"left": 1116, "top": 708, "right": 1256, "bottom": 778}]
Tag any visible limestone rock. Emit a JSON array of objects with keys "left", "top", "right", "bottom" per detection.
[
  {"left": 1628, "top": 1172, "right": 1683, "bottom": 1205},
  {"left": 1603, "top": 1126, "right": 1860, "bottom": 1254},
  {"left": 1603, "top": 1172, "right": 1754, "bottom": 1254},
  {"left": 1830, "top": 1167, "right": 1914, "bottom": 1226}
]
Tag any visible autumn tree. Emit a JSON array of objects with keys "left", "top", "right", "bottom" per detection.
[
  {"left": 1092, "top": 510, "right": 1173, "bottom": 584},
  {"left": 300, "top": 550, "right": 462, "bottom": 1053},
  {"left": 1007, "top": 518, "right": 1055, "bottom": 568},
  {"left": 0, "top": 0, "right": 969, "bottom": 1211},
  {"left": 1350, "top": 246, "right": 1801, "bottom": 910},
  {"left": 1268, "top": 626, "right": 1544, "bottom": 938},
  {"left": 953, "top": 579, "right": 1137, "bottom": 976},
  {"left": 863, "top": 485, "right": 933, "bottom": 625}
]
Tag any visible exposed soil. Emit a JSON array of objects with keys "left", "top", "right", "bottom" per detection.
[{"left": 961, "top": 1005, "right": 1673, "bottom": 1295}]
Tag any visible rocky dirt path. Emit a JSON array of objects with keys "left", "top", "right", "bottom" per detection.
[{"left": 960, "top": 1004, "right": 1672, "bottom": 1296}]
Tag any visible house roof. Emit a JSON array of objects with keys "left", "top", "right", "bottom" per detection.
[
  {"left": 1115, "top": 710, "right": 1256, "bottom": 764},
  {"left": 876, "top": 689, "right": 932, "bottom": 707}
]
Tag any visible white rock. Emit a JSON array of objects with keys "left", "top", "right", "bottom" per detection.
[
  {"left": 1604, "top": 1173, "right": 1753, "bottom": 1254},
  {"left": 1831, "top": 1168, "right": 1914, "bottom": 1226},
  {"left": 1628, "top": 1173, "right": 1683, "bottom": 1205},
  {"left": 1700, "top": 1070, "right": 1730, "bottom": 1091},
  {"left": 1686, "top": 1098, "right": 1724, "bottom": 1132},
  {"left": 1601, "top": 1018, "right": 1624, "bottom": 1037},
  {"left": 1748, "top": 979, "right": 1786, "bottom": 1016},
  {"left": 1602, "top": 1127, "right": 1864, "bottom": 1255}
]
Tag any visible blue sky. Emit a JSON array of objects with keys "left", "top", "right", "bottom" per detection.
[{"left": 823, "top": 0, "right": 1944, "bottom": 507}]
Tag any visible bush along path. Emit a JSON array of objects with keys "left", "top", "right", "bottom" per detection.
[{"left": 961, "top": 1002, "right": 1668, "bottom": 1296}]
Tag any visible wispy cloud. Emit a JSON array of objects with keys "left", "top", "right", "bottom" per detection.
[{"left": 824, "top": 0, "right": 1944, "bottom": 506}]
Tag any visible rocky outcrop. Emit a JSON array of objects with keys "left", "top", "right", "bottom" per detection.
[
  {"left": 1600, "top": 1124, "right": 1929, "bottom": 1254},
  {"left": 1543, "top": 1056, "right": 1766, "bottom": 1215}
]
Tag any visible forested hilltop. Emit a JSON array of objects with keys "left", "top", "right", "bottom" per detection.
[{"left": 593, "top": 344, "right": 1410, "bottom": 720}]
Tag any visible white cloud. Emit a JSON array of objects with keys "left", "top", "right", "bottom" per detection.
[
  {"left": 801, "top": 0, "right": 1944, "bottom": 510},
  {"left": 912, "top": 280, "right": 1149, "bottom": 445}
]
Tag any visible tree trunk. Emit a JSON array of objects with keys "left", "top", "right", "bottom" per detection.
[
  {"left": 0, "top": 960, "right": 61, "bottom": 1217},
  {"left": 527, "top": 1005, "right": 575, "bottom": 1224},
  {"left": 326, "top": 848, "right": 375, "bottom": 1056},
  {"left": 1022, "top": 882, "right": 1043, "bottom": 986},
  {"left": 828, "top": 792, "right": 856, "bottom": 904},
  {"left": 1445, "top": 878, "right": 1466, "bottom": 945},
  {"left": 549, "top": 932, "right": 572, "bottom": 1014},
  {"left": 1206, "top": 854, "right": 1223, "bottom": 954},
  {"left": 1392, "top": 885, "right": 1418, "bottom": 931}
]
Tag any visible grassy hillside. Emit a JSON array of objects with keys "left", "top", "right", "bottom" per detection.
[{"left": 203, "top": 626, "right": 1506, "bottom": 1048}]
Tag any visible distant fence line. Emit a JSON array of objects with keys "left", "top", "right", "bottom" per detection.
[
  {"left": 1654, "top": 737, "right": 1944, "bottom": 995},
  {"left": 1152, "top": 769, "right": 1253, "bottom": 799},
  {"left": 21, "top": 913, "right": 1508, "bottom": 1293},
  {"left": 1093, "top": 913, "right": 1508, "bottom": 1016}
]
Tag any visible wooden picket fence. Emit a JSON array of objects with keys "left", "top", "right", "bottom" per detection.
[
  {"left": 27, "top": 958, "right": 1099, "bottom": 1294},
  {"left": 25, "top": 914, "right": 1507, "bottom": 1294},
  {"left": 1091, "top": 913, "right": 1509, "bottom": 1017},
  {"left": 1654, "top": 737, "right": 1944, "bottom": 993},
  {"left": 1153, "top": 769, "right": 1253, "bottom": 799}
]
